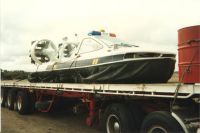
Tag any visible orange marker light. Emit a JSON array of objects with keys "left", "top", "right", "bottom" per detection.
[{"left": 109, "top": 33, "right": 116, "bottom": 37}]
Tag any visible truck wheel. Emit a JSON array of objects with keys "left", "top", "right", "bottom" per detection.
[
  {"left": 16, "top": 91, "right": 30, "bottom": 114},
  {"left": 103, "top": 104, "right": 135, "bottom": 133},
  {"left": 141, "top": 111, "right": 183, "bottom": 133},
  {"left": 128, "top": 104, "right": 145, "bottom": 131},
  {"left": 7, "top": 89, "right": 17, "bottom": 110},
  {"left": 1, "top": 88, "right": 8, "bottom": 107}
]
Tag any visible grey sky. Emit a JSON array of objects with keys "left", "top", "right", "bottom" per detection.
[{"left": 0, "top": 0, "right": 200, "bottom": 72}]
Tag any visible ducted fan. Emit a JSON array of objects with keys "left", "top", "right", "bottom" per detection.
[{"left": 30, "top": 39, "right": 58, "bottom": 65}]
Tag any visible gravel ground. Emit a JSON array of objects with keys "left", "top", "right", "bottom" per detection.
[{"left": 1, "top": 108, "right": 102, "bottom": 133}]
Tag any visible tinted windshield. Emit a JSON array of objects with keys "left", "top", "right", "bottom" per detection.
[{"left": 97, "top": 37, "right": 138, "bottom": 47}]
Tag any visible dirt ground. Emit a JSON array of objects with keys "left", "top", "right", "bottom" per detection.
[{"left": 1, "top": 108, "right": 102, "bottom": 133}]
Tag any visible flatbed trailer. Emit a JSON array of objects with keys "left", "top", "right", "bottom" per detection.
[{"left": 1, "top": 81, "right": 200, "bottom": 133}]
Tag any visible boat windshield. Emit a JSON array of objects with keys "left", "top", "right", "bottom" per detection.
[{"left": 97, "top": 37, "right": 139, "bottom": 47}]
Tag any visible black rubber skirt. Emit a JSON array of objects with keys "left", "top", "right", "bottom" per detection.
[{"left": 28, "top": 58, "right": 175, "bottom": 84}]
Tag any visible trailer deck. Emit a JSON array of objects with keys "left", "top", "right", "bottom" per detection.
[{"left": 1, "top": 80, "right": 200, "bottom": 99}]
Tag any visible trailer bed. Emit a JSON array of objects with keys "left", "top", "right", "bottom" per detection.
[{"left": 1, "top": 80, "right": 200, "bottom": 99}]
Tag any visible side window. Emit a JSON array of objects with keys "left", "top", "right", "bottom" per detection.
[{"left": 79, "top": 38, "right": 102, "bottom": 54}]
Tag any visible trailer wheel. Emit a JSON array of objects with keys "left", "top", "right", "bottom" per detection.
[
  {"left": 16, "top": 91, "right": 30, "bottom": 114},
  {"left": 7, "top": 89, "right": 17, "bottom": 110},
  {"left": 103, "top": 104, "right": 135, "bottom": 133},
  {"left": 29, "top": 92, "right": 36, "bottom": 113},
  {"left": 1, "top": 88, "right": 8, "bottom": 107},
  {"left": 141, "top": 111, "right": 183, "bottom": 133}
]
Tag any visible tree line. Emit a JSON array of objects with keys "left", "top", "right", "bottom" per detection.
[{"left": 1, "top": 69, "right": 29, "bottom": 80}]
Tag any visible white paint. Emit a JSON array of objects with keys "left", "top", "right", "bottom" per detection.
[{"left": 31, "top": 35, "right": 176, "bottom": 71}]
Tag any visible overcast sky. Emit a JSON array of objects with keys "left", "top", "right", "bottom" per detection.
[{"left": 0, "top": 0, "right": 200, "bottom": 72}]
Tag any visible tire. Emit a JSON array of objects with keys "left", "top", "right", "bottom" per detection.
[
  {"left": 1, "top": 88, "right": 8, "bottom": 107},
  {"left": 103, "top": 103, "right": 135, "bottom": 133},
  {"left": 141, "top": 111, "right": 183, "bottom": 133},
  {"left": 7, "top": 89, "right": 17, "bottom": 110},
  {"left": 29, "top": 92, "right": 36, "bottom": 113},
  {"left": 16, "top": 91, "right": 31, "bottom": 114},
  {"left": 128, "top": 104, "right": 145, "bottom": 131}
]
